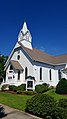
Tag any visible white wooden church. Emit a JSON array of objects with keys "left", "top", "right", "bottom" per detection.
[{"left": 4, "top": 22, "right": 67, "bottom": 90}]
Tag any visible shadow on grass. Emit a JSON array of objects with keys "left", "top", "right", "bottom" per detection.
[{"left": 0, "top": 105, "right": 7, "bottom": 118}]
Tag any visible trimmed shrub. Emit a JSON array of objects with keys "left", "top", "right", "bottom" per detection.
[
  {"left": 24, "top": 90, "right": 37, "bottom": 95},
  {"left": 9, "top": 85, "right": 17, "bottom": 92},
  {"left": 35, "top": 83, "right": 49, "bottom": 93},
  {"left": 25, "top": 94, "right": 56, "bottom": 118},
  {"left": 17, "top": 90, "right": 22, "bottom": 94},
  {"left": 17, "top": 84, "right": 26, "bottom": 91},
  {"left": 1, "top": 84, "right": 9, "bottom": 91},
  {"left": 9, "top": 84, "right": 26, "bottom": 92},
  {"left": 43, "top": 83, "right": 49, "bottom": 87},
  {"left": 25, "top": 94, "right": 67, "bottom": 119},
  {"left": 58, "top": 99, "right": 67, "bottom": 109},
  {"left": 50, "top": 107, "right": 67, "bottom": 119},
  {"left": 56, "top": 78, "right": 67, "bottom": 94}
]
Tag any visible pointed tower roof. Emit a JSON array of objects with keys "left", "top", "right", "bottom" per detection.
[
  {"left": 18, "top": 22, "right": 32, "bottom": 49},
  {"left": 22, "top": 22, "right": 28, "bottom": 34}
]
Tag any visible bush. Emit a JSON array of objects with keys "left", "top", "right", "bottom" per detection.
[
  {"left": 9, "top": 84, "right": 26, "bottom": 92},
  {"left": 17, "top": 90, "right": 22, "bottom": 94},
  {"left": 35, "top": 83, "right": 49, "bottom": 93},
  {"left": 56, "top": 78, "right": 67, "bottom": 94},
  {"left": 17, "top": 84, "right": 26, "bottom": 91},
  {"left": 50, "top": 107, "right": 67, "bottom": 119},
  {"left": 25, "top": 94, "right": 67, "bottom": 119},
  {"left": 24, "top": 90, "right": 37, "bottom": 95},
  {"left": 1, "top": 84, "right": 9, "bottom": 91},
  {"left": 25, "top": 94, "right": 56, "bottom": 118},
  {"left": 17, "top": 90, "right": 37, "bottom": 95},
  {"left": 9, "top": 85, "right": 17, "bottom": 92},
  {"left": 58, "top": 99, "right": 67, "bottom": 109}
]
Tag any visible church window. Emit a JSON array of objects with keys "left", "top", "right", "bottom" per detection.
[
  {"left": 17, "top": 55, "right": 20, "bottom": 60},
  {"left": 10, "top": 65, "right": 13, "bottom": 70},
  {"left": 40, "top": 68, "right": 42, "bottom": 80},
  {"left": 25, "top": 67, "right": 28, "bottom": 79},
  {"left": 18, "top": 70, "right": 20, "bottom": 80},
  {"left": 49, "top": 69, "right": 52, "bottom": 80},
  {"left": 58, "top": 69, "right": 61, "bottom": 80}
]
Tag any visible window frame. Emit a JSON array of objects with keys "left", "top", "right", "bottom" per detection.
[
  {"left": 17, "top": 55, "right": 20, "bottom": 60},
  {"left": 40, "top": 67, "right": 42, "bottom": 80},
  {"left": 10, "top": 64, "right": 13, "bottom": 70},
  {"left": 49, "top": 69, "right": 52, "bottom": 81},
  {"left": 18, "top": 70, "right": 20, "bottom": 80},
  {"left": 58, "top": 69, "right": 61, "bottom": 80},
  {"left": 25, "top": 67, "right": 28, "bottom": 79}
]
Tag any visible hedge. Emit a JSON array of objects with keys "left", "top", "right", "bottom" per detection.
[
  {"left": 9, "top": 85, "right": 17, "bottom": 92},
  {"left": 56, "top": 78, "right": 67, "bottom": 94},
  {"left": 35, "top": 83, "right": 49, "bottom": 93},
  {"left": 17, "top": 84, "right": 26, "bottom": 91},
  {"left": 58, "top": 98, "right": 67, "bottom": 109},
  {"left": 1, "top": 84, "right": 9, "bottom": 91},
  {"left": 25, "top": 94, "right": 56, "bottom": 118},
  {"left": 25, "top": 94, "right": 67, "bottom": 119}
]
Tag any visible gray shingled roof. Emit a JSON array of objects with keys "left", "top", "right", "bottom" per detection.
[
  {"left": 11, "top": 60, "right": 23, "bottom": 70},
  {"left": 18, "top": 42, "right": 67, "bottom": 65}
]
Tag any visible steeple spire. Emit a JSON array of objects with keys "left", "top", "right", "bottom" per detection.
[
  {"left": 18, "top": 22, "right": 32, "bottom": 49},
  {"left": 22, "top": 22, "right": 28, "bottom": 34}
]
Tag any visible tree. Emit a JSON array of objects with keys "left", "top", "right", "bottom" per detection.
[{"left": 0, "top": 54, "right": 8, "bottom": 82}]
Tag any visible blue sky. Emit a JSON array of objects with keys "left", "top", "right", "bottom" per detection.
[{"left": 0, "top": 0, "right": 67, "bottom": 56}]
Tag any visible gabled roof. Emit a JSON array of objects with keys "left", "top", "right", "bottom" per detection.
[
  {"left": 54, "top": 54, "right": 67, "bottom": 64},
  {"left": 11, "top": 60, "right": 23, "bottom": 70},
  {"left": 5, "top": 42, "right": 67, "bottom": 69},
  {"left": 18, "top": 42, "right": 67, "bottom": 65}
]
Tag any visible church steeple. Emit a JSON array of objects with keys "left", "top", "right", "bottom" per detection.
[
  {"left": 22, "top": 22, "right": 28, "bottom": 34},
  {"left": 18, "top": 22, "right": 32, "bottom": 49}
]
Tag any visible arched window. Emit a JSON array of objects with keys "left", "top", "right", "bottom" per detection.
[
  {"left": 58, "top": 69, "right": 61, "bottom": 80},
  {"left": 25, "top": 67, "right": 28, "bottom": 79},
  {"left": 40, "top": 68, "right": 42, "bottom": 80},
  {"left": 17, "top": 55, "right": 20, "bottom": 60},
  {"left": 49, "top": 69, "right": 51, "bottom": 81},
  {"left": 18, "top": 70, "right": 20, "bottom": 80},
  {"left": 10, "top": 65, "right": 13, "bottom": 70}
]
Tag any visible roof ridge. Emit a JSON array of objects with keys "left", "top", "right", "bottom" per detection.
[{"left": 18, "top": 41, "right": 67, "bottom": 65}]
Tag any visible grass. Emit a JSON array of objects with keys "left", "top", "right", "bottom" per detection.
[
  {"left": 44, "top": 89, "right": 67, "bottom": 100},
  {"left": 0, "top": 89, "right": 67, "bottom": 111},
  {"left": 0, "top": 92, "right": 32, "bottom": 111}
]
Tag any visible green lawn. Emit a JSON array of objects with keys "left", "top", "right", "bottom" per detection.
[
  {"left": 44, "top": 89, "right": 67, "bottom": 100},
  {"left": 0, "top": 90, "right": 67, "bottom": 111},
  {"left": 0, "top": 92, "right": 32, "bottom": 111}
]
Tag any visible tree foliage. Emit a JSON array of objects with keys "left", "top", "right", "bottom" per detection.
[{"left": 0, "top": 54, "right": 8, "bottom": 79}]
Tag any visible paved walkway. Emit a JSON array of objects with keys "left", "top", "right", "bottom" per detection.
[{"left": 0, "top": 104, "right": 42, "bottom": 119}]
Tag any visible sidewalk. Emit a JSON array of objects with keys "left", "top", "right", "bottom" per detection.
[{"left": 0, "top": 104, "right": 42, "bottom": 119}]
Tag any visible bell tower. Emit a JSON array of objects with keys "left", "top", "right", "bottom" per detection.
[{"left": 18, "top": 22, "right": 32, "bottom": 49}]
